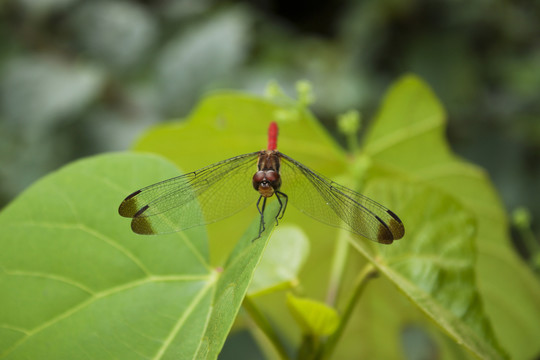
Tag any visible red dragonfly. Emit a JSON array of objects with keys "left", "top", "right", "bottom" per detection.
[{"left": 119, "top": 122, "right": 404, "bottom": 244}]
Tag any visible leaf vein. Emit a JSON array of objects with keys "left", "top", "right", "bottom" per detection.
[
  {"left": 153, "top": 273, "right": 217, "bottom": 360},
  {"left": 0, "top": 275, "right": 212, "bottom": 358}
]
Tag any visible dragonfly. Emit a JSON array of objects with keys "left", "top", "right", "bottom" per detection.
[{"left": 118, "top": 122, "right": 405, "bottom": 244}]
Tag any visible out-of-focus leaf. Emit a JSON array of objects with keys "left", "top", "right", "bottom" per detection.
[
  {"left": 67, "top": 1, "right": 158, "bottom": 69},
  {"left": 156, "top": 7, "right": 252, "bottom": 115},
  {"left": 286, "top": 293, "right": 339, "bottom": 337},
  {"left": 157, "top": 0, "right": 212, "bottom": 20},
  {"left": 362, "top": 74, "right": 540, "bottom": 359},
  {"left": 14, "top": 0, "right": 78, "bottom": 17},
  {"left": 0, "top": 57, "right": 104, "bottom": 135},
  {"left": 0, "top": 56, "right": 104, "bottom": 203},
  {"left": 0, "top": 152, "right": 278, "bottom": 359},
  {"left": 249, "top": 225, "right": 310, "bottom": 296}
]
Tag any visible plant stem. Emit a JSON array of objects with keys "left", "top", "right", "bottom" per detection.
[
  {"left": 243, "top": 295, "right": 291, "bottom": 360},
  {"left": 318, "top": 263, "right": 378, "bottom": 360},
  {"left": 325, "top": 230, "right": 350, "bottom": 306}
]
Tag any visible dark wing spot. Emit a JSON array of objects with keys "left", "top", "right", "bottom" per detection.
[
  {"left": 375, "top": 215, "right": 394, "bottom": 244},
  {"left": 386, "top": 210, "right": 405, "bottom": 240},
  {"left": 118, "top": 190, "right": 143, "bottom": 217},
  {"left": 131, "top": 216, "right": 156, "bottom": 235}
]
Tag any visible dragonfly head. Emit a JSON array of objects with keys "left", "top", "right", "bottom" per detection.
[{"left": 253, "top": 170, "right": 281, "bottom": 197}]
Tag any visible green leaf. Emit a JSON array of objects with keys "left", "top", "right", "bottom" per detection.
[
  {"left": 195, "top": 202, "right": 280, "bottom": 360},
  {"left": 0, "top": 152, "right": 278, "bottom": 359},
  {"left": 249, "top": 225, "right": 310, "bottom": 296},
  {"left": 353, "top": 179, "right": 506, "bottom": 360},
  {"left": 286, "top": 293, "right": 339, "bottom": 337},
  {"left": 362, "top": 74, "right": 540, "bottom": 359}
]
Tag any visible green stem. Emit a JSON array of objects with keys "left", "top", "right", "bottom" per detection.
[
  {"left": 243, "top": 295, "right": 291, "bottom": 360},
  {"left": 318, "top": 263, "right": 378, "bottom": 360},
  {"left": 346, "top": 133, "right": 358, "bottom": 154},
  {"left": 325, "top": 230, "right": 350, "bottom": 306}
]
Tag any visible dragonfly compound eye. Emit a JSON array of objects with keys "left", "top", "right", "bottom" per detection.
[
  {"left": 264, "top": 170, "right": 282, "bottom": 190},
  {"left": 265, "top": 170, "right": 279, "bottom": 182},
  {"left": 252, "top": 171, "right": 266, "bottom": 190}
]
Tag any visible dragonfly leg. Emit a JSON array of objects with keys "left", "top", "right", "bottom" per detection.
[
  {"left": 255, "top": 195, "right": 267, "bottom": 240},
  {"left": 275, "top": 191, "right": 288, "bottom": 221}
]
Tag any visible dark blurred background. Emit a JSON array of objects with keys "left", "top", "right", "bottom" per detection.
[{"left": 1, "top": 0, "right": 539, "bottom": 250}]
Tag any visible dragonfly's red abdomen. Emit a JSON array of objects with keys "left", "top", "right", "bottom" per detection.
[{"left": 268, "top": 121, "right": 278, "bottom": 151}]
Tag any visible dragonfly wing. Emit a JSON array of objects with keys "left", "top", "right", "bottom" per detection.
[
  {"left": 279, "top": 153, "right": 404, "bottom": 244},
  {"left": 119, "top": 152, "right": 260, "bottom": 234}
]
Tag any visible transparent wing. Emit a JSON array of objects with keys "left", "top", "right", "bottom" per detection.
[
  {"left": 119, "top": 152, "right": 260, "bottom": 234},
  {"left": 278, "top": 153, "right": 405, "bottom": 244}
]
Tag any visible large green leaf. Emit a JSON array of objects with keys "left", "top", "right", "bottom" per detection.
[
  {"left": 362, "top": 75, "right": 540, "bottom": 359},
  {"left": 194, "top": 201, "right": 280, "bottom": 360},
  {"left": 0, "top": 153, "right": 278, "bottom": 359},
  {"left": 345, "top": 178, "right": 505, "bottom": 359}
]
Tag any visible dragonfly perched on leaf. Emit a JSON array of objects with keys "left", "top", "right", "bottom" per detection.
[{"left": 119, "top": 122, "right": 405, "bottom": 244}]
